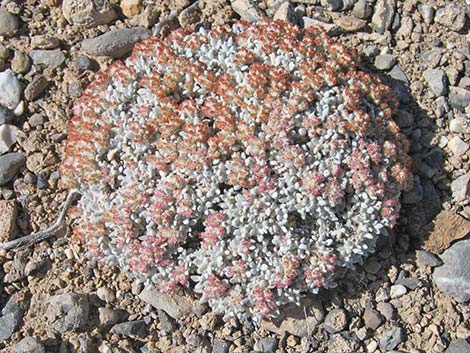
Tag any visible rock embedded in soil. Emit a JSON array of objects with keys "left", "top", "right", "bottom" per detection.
[
  {"left": 110, "top": 320, "right": 147, "bottom": 338},
  {"left": 0, "top": 69, "right": 22, "bottom": 110},
  {"left": 29, "top": 49, "right": 66, "bottom": 69},
  {"left": 81, "top": 27, "right": 150, "bottom": 58},
  {"left": 178, "top": 2, "right": 202, "bottom": 27},
  {"left": 424, "top": 69, "right": 448, "bottom": 97},
  {"left": 434, "top": 239, "right": 470, "bottom": 303},
  {"left": 0, "top": 199, "right": 17, "bottom": 242},
  {"left": 331, "top": 14, "right": 367, "bottom": 32},
  {"left": 273, "top": 2, "right": 297, "bottom": 24},
  {"left": 157, "top": 308, "right": 177, "bottom": 333},
  {"left": 257, "top": 337, "right": 278, "bottom": 353},
  {"left": 0, "top": 9, "right": 19, "bottom": 37},
  {"left": 0, "top": 124, "right": 19, "bottom": 154},
  {"left": 62, "top": 0, "right": 117, "bottom": 26},
  {"left": 139, "top": 287, "right": 205, "bottom": 319},
  {"left": 352, "top": 0, "right": 372, "bottom": 19},
  {"left": 46, "top": 293, "right": 89, "bottom": 333},
  {"left": 376, "top": 302, "right": 396, "bottom": 321},
  {"left": 0, "top": 152, "right": 25, "bottom": 185},
  {"left": 12, "top": 336, "right": 46, "bottom": 353},
  {"left": 98, "top": 307, "right": 129, "bottom": 327},
  {"left": 212, "top": 339, "right": 231, "bottom": 353},
  {"left": 260, "top": 296, "right": 324, "bottom": 337},
  {"left": 96, "top": 286, "right": 116, "bottom": 303},
  {"left": 435, "top": 4, "right": 466, "bottom": 32},
  {"left": 449, "top": 116, "right": 470, "bottom": 134},
  {"left": 24, "top": 75, "right": 48, "bottom": 101},
  {"left": 379, "top": 326, "right": 405, "bottom": 351},
  {"left": 424, "top": 211, "right": 470, "bottom": 254},
  {"left": 449, "top": 87, "right": 470, "bottom": 110},
  {"left": 121, "top": 0, "right": 143, "bottom": 18},
  {"left": 31, "top": 35, "right": 60, "bottom": 50},
  {"left": 11, "top": 51, "right": 30, "bottom": 74},
  {"left": 0, "top": 105, "right": 14, "bottom": 125},
  {"left": 324, "top": 308, "right": 347, "bottom": 334}
]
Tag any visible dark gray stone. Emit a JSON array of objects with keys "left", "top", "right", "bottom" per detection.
[
  {"left": 445, "top": 339, "right": 470, "bottom": 353},
  {"left": 379, "top": 326, "right": 405, "bottom": 350},
  {"left": 416, "top": 250, "right": 442, "bottom": 267},
  {"left": 0, "top": 152, "right": 25, "bottom": 185},
  {"left": 396, "top": 277, "right": 422, "bottom": 290},
  {"left": 434, "top": 239, "right": 470, "bottom": 303},
  {"left": 110, "top": 320, "right": 147, "bottom": 337},
  {"left": 258, "top": 337, "right": 279, "bottom": 352},
  {"left": 0, "top": 294, "right": 25, "bottom": 340},
  {"left": 81, "top": 27, "right": 150, "bottom": 58},
  {"left": 46, "top": 293, "right": 89, "bottom": 333},
  {"left": 98, "top": 307, "right": 128, "bottom": 327},
  {"left": 402, "top": 176, "right": 423, "bottom": 204},
  {"left": 0, "top": 105, "right": 14, "bottom": 125}
]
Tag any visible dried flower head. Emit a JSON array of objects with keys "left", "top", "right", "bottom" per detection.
[{"left": 60, "top": 20, "right": 412, "bottom": 321}]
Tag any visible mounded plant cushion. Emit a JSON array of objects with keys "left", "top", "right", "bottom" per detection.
[{"left": 60, "top": 19, "right": 412, "bottom": 320}]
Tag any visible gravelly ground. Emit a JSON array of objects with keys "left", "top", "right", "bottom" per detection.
[{"left": 0, "top": 0, "right": 469, "bottom": 352}]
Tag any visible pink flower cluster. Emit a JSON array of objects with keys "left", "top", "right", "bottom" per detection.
[{"left": 60, "top": 20, "right": 412, "bottom": 321}]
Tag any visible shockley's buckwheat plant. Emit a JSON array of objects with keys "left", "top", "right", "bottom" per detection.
[{"left": 60, "top": 19, "right": 412, "bottom": 321}]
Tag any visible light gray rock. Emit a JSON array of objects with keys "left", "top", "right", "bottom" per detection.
[
  {"left": 450, "top": 116, "right": 469, "bottom": 134},
  {"left": 376, "top": 302, "right": 396, "bottom": 320},
  {"left": 451, "top": 173, "right": 470, "bottom": 202},
  {"left": 231, "top": 0, "right": 265, "bottom": 22},
  {"left": 156, "top": 309, "right": 176, "bottom": 333},
  {"left": 0, "top": 124, "right": 18, "bottom": 154},
  {"left": 424, "top": 68, "right": 448, "bottom": 96},
  {"left": 12, "top": 337, "right": 45, "bottom": 353},
  {"left": 374, "top": 54, "right": 395, "bottom": 70},
  {"left": 418, "top": 4, "right": 434, "bottom": 25},
  {"left": 390, "top": 284, "right": 407, "bottom": 299},
  {"left": 435, "top": 4, "right": 466, "bottom": 32},
  {"left": 46, "top": 293, "right": 89, "bottom": 333},
  {"left": 0, "top": 69, "right": 21, "bottom": 110},
  {"left": 303, "top": 17, "right": 341, "bottom": 36},
  {"left": 110, "top": 320, "right": 147, "bottom": 337},
  {"left": 371, "top": 0, "right": 396, "bottom": 34},
  {"left": 0, "top": 9, "right": 19, "bottom": 37},
  {"left": 324, "top": 308, "right": 347, "bottom": 334},
  {"left": 448, "top": 136, "right": 469, "bottom": 157},
  {"left": 402, "top": 175, "right": 423, "bottom": 204},
  {"left": 445, "top": 339, "right": 470, "bottom": 353},
  {"left": 62, "top": 0, "right": 117, "bottom": 26},
  {"left": 96, "top": 286, "right": 115, "bottom": 303},
  {"left": 24, "top": 75, "right": 48, "bottom": 101},
  {"left": 352, "top": 0, "right": 372, "bottom": 19},
  {"left": 0, "top": 152, "right": 25, "bottom": 185},
  {"left": 434, "top": 239, "right": 470, "bottom": 303},
  {"left": 81, "top": 27, "right": 150, "bottom": 58},
  {"left": 379, "top": 326, "right": 405, "bottom": 350},
  {"left": 29, "top": 50, "right": 65, "bottom": 69},
  {"left": 449, "top": 87, "right": 470, "bottom": 110}
]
